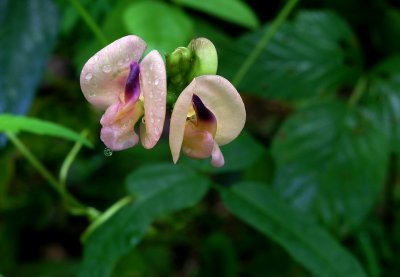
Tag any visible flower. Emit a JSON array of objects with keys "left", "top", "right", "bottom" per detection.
[
  {"left": 80, "top": 35, "right": 166, "bottom": 151},
  {"left": 169, "top": 75, "right": 246, "bottom": 167}
]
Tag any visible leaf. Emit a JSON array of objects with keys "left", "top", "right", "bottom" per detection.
[
  {"left": 221, "top": 182, "right": 367, "bottom": 277},
  {"left": 182, "top": 131, "right": 267, "bottom": 173},
  {"left": 0, "top": 0, "right": 58, "bottom": 145},
  {"left": 217, "top": 10, "right": 363, "bottom": 100},
  {"left": 361, "top": 55, "right": 400, "bottom": 153},
  {"left": 123, "top": 1, "right": 194, "bottom": 54},
  {"left": 0, "top": 115, "right": 92, "bottom": 147},
  {"left": 79, "top": 163, "right": 210, "bottom": 277},
  {"left": 272, "top": 101, "right": 389, "bottom": 234},
  {"left": 173, "top": 0, "right": 259, "bottom": 29}
]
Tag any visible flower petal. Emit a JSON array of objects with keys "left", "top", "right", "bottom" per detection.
[
  {"left": 100, "top": 99, "right": 143, "bottom": 151},
  {"left": 211, "top": 142, "right": 225, "bottom": 167},
  {"left": 139, "top": 50, "right": 167, "bottom": 149},
  {"left": 80, "top": 35, "right": 147, "bottom": 109},
  {"left": 190, "top": 75, "right": 246, "bottom": 145},
  {"left": 169, "top": 80, "right": 196, "bottom": 163},
  {"left": 182, "top": 120, "right": 214, "bottom": 159}
]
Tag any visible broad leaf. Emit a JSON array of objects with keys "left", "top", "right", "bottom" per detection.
[
  {"left": 221, "top": 182, "right": 367, "bottom": 277},
  {"left": 123, "top": 1, "right": 194, "bottom": 54},
  {"left": 0, "top": 0, "right": 58, "bottom": 145},
  {"left": 361, "top": 55, "right": 400, "bottom": 153},
  {"left": 0, "top": 115, "right": 92, "bottom": 147},
  {"left": 272, "top": 101, "right": 389, "bottom": 234},
  {"left": 217, "top": 10, "right": 363, "bottom": 100},
  {"left": 79, "top": 163, "right": 210, "bottom": 277},
  {"left": 173, "top": 0, "right": 259, "bottom": 29}
]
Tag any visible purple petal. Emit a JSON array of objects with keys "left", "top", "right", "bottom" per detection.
[{"left": 125, "top": 61, "right": 140, "bottom": 103}]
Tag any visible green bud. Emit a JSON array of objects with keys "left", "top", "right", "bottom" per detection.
[{"left": 187, "top": 37, "right": 218, "bottom": 80}]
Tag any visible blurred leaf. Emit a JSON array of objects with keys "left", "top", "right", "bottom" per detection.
[
  {"left": 79, "top": 163, "right": 210, "bottom": 277},
  {"left": 123, "top": 1, "right": 194, "bottom": 54},
  {"left": 221, "top": 182, "right": 367, "bottom": 277},
  {"left": 0, "top": 115, "right": 92, "bottom": 148},
  {"left": 183, "top": 131, "right": 267, "bottom": 173},
  {"left": 272, "top": 101, "right": 389, "bottom": 234},
  {"left": 173, "top": 0, "right": 259, "bottom": 29},
  {"left": 370, "top": 8, "right": 400, "bottom": 55},
  {"left": 7, "top": 261, "right": 78, "bottom": 277},
  {"left": 0, "top": 150, "right": 14, "bottom": 208},
  {"left": 199, "top": 232, "right": 238, "bottom": 277},
  {"left": 0, "top": 0, "right": 58, "bottom": 145},
  {"left": 361, "top": 55, "right": 400, "bottom": 154},
  {"left": 217, "top": 10, "right": 362, "bottom": 100}
]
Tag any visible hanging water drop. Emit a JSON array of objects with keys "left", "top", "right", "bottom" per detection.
[{"left": 104, "top": 148, "right": 113, "bottom": 157}]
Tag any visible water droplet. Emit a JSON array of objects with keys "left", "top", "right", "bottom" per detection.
[
  {"left": 154, "top": 79, "right": 159, "bottom": 86},
  {"left": 154, "top": 128, "right": 160, "bottom": 135},
  {"left": 117, "top": 60, "right": 124, "bottom": 66},
  {"left": 142, "top": 117, "right": 146, "bottom": 124},
  {"left": 85, "top": 73, "right": 93, "bottom": 81},
  {"left": 150, "top": 118, "right": 154, "bottom": 123},
  {"left": 93, "top": 55, "right": 99, "bottom": 62},
  {"left": 150, "top": 65, "right": 153, "bottom": 71},
  {"left": 102, "top": 64, "right": 112, "bottom": 73},
  {"left": 89, "top": 91, "right": 96, "bottom": 97},
  {"left": 122, "top": 123, "right": 127, "bottom": 129},
  {"left": 125, "top": 57, "right": 130, "bottom": 63},
  {"left": 104, "top": 148, "right": 113, "bottom": 156}
]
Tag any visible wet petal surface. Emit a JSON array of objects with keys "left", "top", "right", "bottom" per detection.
[
  {"left": 80, "top": 35, "right": 147, "bottom": 109},
  {"left": 139, "top": 50, "right": 167, "bottom": 149}
]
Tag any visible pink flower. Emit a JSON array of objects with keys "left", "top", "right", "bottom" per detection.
[
  {"left": 80, "top": 35, "right": 166, "bottom": 150},
  {"left": 169, "top": 75, "right": 246, "bottom": 167}
]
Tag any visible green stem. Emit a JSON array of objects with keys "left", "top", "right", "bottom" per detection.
[
  {"left": 348, "top": 76, "right": 368, "bottom": 107},
  {"left": 5, "top": 132, "right": 100, "bottom": 220},
  {"left": 69, "top": 0, "right": 108, "bottom": 46},
  {"left": 81, "top": 196, "right": 133, "bottom": 242},
  {"left": 59, "top": 129, "right": 89, "bottom": 187},
  {"left": 232, "top": 0, "right": 299, "bottom": 87}
]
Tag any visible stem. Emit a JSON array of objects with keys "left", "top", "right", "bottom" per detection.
[
  {"left": 6, "top": 132, "right": 100, "bottom": 220},
  {"left": 81, "top": 196, "right": 133, "bottom": 242},
  {"left": 232, "top": 0, "right": 299, "bottom": 87},
  {"left": 59, "top": 129, "right": 89, "bottom": 187},
  {"left": 348, "top": 76, "right": 368, "bottom": 107},
  {"left": 69, "top": 0, "right": 108, "bottom": 46}
]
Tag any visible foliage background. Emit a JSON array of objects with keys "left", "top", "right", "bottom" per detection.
[{"left": 1, "top": 0, "right": 400, "bottom": 276}]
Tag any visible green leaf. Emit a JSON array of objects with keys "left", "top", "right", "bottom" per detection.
[
  {"left": 123, "top": 1, "right": 194, "bottom": 54},
  {"left": 79, "top": 163, "right": 210, "bottom": 277},
  {"left": 217, "top": 10, "right": 362, "bottom": 100},
  {"left": 0, "top": 115, "right": 92, "bottom": 148},
  {"left": 221, "top": 182, "right": 367, "bottom": 277},
  {"left": 272, "top": 101, "right": 389, "bottom": 234},
  {"left": 173, "top": 0, "right": 259, "bottom": 29},
  {"left": 0, "top": 0, "right": 58, "bottom": 144},
  {"left": 361, "top": 55, "right": 400, "bottom": 153}
]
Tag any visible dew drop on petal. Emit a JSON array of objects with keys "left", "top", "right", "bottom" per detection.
[
  {"left": 155, "top": 128, "right": 160, "bottom": 135},
  {"left": 89, "top": 91, "right": 96, "bottom": 97},
  {"left": 104, "top": 148, "right": 113, "bottom": 157},
  {"left": 154, "top": 79, "right": 159, "bottom": 86},
  {"left": 117, "top": 60, "right": 124, "bottom": 66},
  {"left": 85, "top": 73, "right": 93, "bottom": 81},
  {"left": 102, "top": 64, "right": 112, "bottom": 73}
]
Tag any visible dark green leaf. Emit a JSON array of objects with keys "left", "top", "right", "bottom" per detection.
[
  {"left": 221, "top": 182, "right": 367, "bottom": 277},
  {"left": 361, "top": 55, "right": 400, "bottom": 153},
  {"left": 123, "top": 1, "right": 194, "bottom": 54},
  {"left": 0, "top": 115, "right": 92, "bottom": 147},
  {"left": 173, "top": 0, "right": 259, "bottom": 29},
  {"left": 217, "top": 10, "right": 362, "bottom": 100},
  {"left": 79, "top": 163, "right": 210, "bottom": 277},
  {"left": 0, "top": 0, "right": 58, "bottom": 144},
  {"left": 272, "top": 101, "right": 389, "bottom": 234}
]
